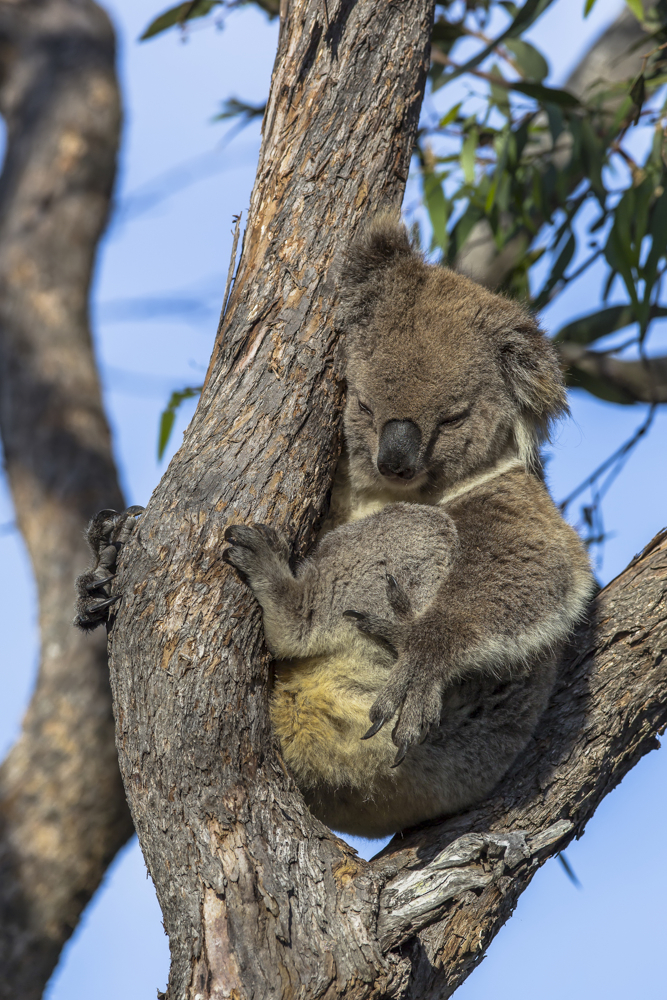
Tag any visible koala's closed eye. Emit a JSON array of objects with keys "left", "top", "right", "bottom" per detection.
[{"left": 439, "top": 409, "right": 470, "bottom": 428}]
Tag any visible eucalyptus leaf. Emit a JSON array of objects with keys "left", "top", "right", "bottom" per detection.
[
  {"left": 140, "top": 0, "right": 221, "bottom": 40},
  {"left": 511, "top": 81, "right": 580, "bottom": 106},
  {"left": 504, "top": 38, "right": 549, "bottom": 81},
  {"left": 461, "top": 130, "right": 479, "bottom": 184},
  {"left": 564, "top": 364, "right": 637, "bottom": 405},
  {"left": 439, "top": 102, "right": 463, "bottom": 128},
  {"left": 433, "top": 0, "right": 557, "bottom": 89},
  {"left": 553, "top": 305, "right": 667, "bottom": 344},
  {"left": 158, "top": 386, "right": 203, "bottom": 459},
  {"left": 625, "top": 0, "right": 645, "bottom": 20},
  {"left": 423, "top": 174, "right": 449, "bottom": 253}
]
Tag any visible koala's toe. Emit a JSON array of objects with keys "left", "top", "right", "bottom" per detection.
[
  {"left": 73, "top": 593, "right": 120, "bottom": 631},
  {"left": 251, "top": 523, "right": 291, "bottom": 560},
  {"left": 343, "top": 610, "right": 399, "bottom": 656},
  {"left": 386, "top": 574, "right": 412, "bottom": 618},
  {"left": 390, "top": 679, "right": 443, "bottom": 758},
  {"left": 74, "top": 505, "right": 143, "bottom": 632}
]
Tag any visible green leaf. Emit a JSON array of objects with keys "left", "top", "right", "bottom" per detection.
[
  {"left": 439, "top": 102, "right": 463, "bottom": 128},
  {"left": 158, "top": 386, "right": 203, "bottom": 459},
  {"left": 504, "top": 38, "right": 549, "bottom": 81},
  {"left": 423, "top": 173, "right": 449, "bottom": 253},
  {"left": 140, "top": 0, "right": 221, "bottom": 41},
  {"left": 431, "top": 18, "right": 466, "bottom": 55},
  {"left": 510, "top": 81, "right": 580, "bottom": 106},
  {"left": 533, "top": 232, "right": 575, "bottom": 308},
  {"left": 625, "top": 0, "right": 645, "bottom": 20},
  {"left": 489, "top": 64, "right": 511, "bottom": 117},
  {"left": 433, "top": 0, "right": 557, "bottom": 89},
  {"left": 461, "top": 129, "right": 479, "bottom": 184},
  {"left": 553, "top": 304, "right": 667, "bottom": 344},
  {"left": 583, "top": 0, "right": 599, "bottom": 16},
  {"left": 643, "top": 186, "right": 667, "bottom": 287},
  {"left": 630, "top": 74, "right": 645, "bottom": 123}
]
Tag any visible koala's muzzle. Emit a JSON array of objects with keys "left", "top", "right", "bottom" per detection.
[{"left": 377, "top": 420, "right": 422, "bottom": 480}]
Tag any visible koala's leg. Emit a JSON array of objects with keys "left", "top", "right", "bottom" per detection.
[
  {"left": 73, "top": 506, "right": 144, "bottom": 631},
  {"left": 223, "top": 524, "right": 319, "bottom": 658}
]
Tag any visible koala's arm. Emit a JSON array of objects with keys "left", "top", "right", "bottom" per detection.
[
  {"left": 350, "top": 480, "right": 594, "bottom": 762},
  {"left": 223, "top": 524, "right": 330, "bottom": 659}
]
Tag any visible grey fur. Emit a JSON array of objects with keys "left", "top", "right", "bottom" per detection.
[{"left": 224, "top": 219, "right": 594, "bottom": 838}]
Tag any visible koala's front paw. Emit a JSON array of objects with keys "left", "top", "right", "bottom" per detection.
[
  {"left": 367, "top": 664, "right": 444, "bottom": 767},
  {"left": 223, "top": 523, "right": 290, "bottom": 592},
  {"left": 345, "top": 575, "right": 442, "bottom": 767},
  {"left": 74, "top": 506, "right": 144, "bottom": 631}
]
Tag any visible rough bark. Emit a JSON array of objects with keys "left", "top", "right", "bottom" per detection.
[
  {"left": 106, "top": 1, "right": 667, "bottom": 998},
  {"left": 0, "top": 2, "right": 133, "bottom": 996}
]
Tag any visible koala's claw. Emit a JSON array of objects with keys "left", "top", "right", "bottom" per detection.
[
  {"left": 391, "top": 743, "right": 409, "bottom": 768},
  {"left": 386, "top": 574, "right": 412, "bottom": 618},
  {"left": 361, "top": 717, "right": 386, "bottom": 741},
  {"left": 343, "top": 610, "right": 400, "bottom": 657},
  {"left": 84, "top": 575, "right": 115, "bottom": 592},
  {"left": 73, "top": 506, "right": 144, "bottom": 631}
]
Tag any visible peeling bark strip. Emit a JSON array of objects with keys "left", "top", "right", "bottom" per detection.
[
  {"left": 107, "top": 2, "right": 667, "bottom": 998},
  {"left": 0, "top": 2, "right": 132, "bottom": 997}
]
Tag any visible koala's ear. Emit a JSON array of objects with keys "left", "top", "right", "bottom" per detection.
[
  {"left": 498, "top": 318, "right": 568, "bottom": 430},
  {"left": 337, "top": 217, "right": 418, "bottom": 331}
]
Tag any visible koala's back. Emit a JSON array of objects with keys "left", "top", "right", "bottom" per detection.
[{"left": 271, "top": 467, "right": 590, "bottom": 839}]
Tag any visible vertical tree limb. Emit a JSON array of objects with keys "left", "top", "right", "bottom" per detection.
[
  {"left": 109, "top": 1, "right": 435, "bottom": 995},
  {"left": 0, "top": 2, "right": 133, "bottom": 996}
]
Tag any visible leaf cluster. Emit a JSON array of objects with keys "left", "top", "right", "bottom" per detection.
[{"left": 421, "top": 0, "right": 667, "bottom": 389}]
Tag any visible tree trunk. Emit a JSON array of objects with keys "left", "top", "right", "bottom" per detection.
[
  {"left": 0, "top": 2, "right": 133, "bottom": 996},
  {"left": 109, "top": 0, "right": 435, "bottom": 995},
  {"left": 106, "top": 2, "right": 667, "bottom": 998}
]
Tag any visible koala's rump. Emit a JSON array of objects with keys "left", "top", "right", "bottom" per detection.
[{"left": 271, "top": 651, "right": 557, "bottom": 839}]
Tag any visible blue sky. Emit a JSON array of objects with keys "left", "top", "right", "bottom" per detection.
[{"left": 0, "top": 0, "right": 665, "bottom": 996}]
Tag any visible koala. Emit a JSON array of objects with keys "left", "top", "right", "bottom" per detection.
[
  {"left": 222, "top": 220, "right": 594, "bottom": 838},
  {"left": 74, "top": 220, "right": 593, "bottom": 840}
]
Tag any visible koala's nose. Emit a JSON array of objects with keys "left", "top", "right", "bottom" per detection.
[{"left": 377, "top": 420, "right": 422, "bottom": 480}]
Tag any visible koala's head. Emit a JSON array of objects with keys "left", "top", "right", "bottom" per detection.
[{"left": 337, "top": 218, "right": 567, "bottom": 498}]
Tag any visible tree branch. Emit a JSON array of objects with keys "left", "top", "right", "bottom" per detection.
[
  {"left": 557, "top": 341, "right": 667, "bottom": 403},
  {"left": 108, "top": 0, "right": 436, "bottom": 995},
  {"left": 369, "top": 527, "right": 667, "bottom": 994},
  {"left": 0, "top": 3, "right": 133, "bottom": 995}
]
